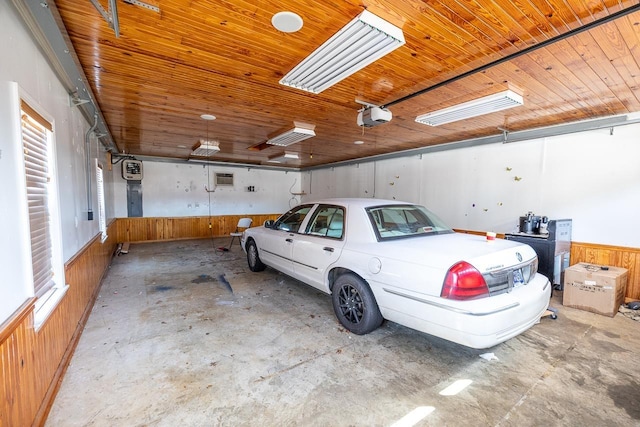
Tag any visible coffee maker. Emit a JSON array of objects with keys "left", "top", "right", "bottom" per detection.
[{"left": 519, "top": 211, "right": 548, "bottom": 235}]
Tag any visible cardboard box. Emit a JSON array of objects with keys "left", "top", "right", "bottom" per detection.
[{"left": 563, "top": 263, "right": 628, "bottom": 317}]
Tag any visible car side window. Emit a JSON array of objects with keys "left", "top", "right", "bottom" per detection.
[
  {"left": 306, "top": 205, "right": 344, "bottom": 239},
  {"left": 274, "top": 205, "right": 313, "bottom": 233}
]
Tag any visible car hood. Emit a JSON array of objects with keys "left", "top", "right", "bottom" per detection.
[{"left": 350, "top": 232, "right": 536, "bottom": 274}]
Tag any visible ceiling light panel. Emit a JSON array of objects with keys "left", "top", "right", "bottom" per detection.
[
  {"left": 280, "top": 10, "right": 405, "bottom": 94},
  {"left": 268, "top": 151, "right": 300, "bottom": 163},
  {"left": 267, "top": 126, "right": 316, "bottom": 146},
  {"left": 415, "top": 90, "right": 524, "bottom": 126},
  {"left": 191, "top": 140, "right": 220, "bottom": 156}
]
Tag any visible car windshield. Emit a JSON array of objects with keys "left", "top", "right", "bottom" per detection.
[{"left": 366, "top": 204, "right": 453, "bottom": 240}]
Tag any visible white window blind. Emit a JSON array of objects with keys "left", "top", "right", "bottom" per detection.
[
  {"left": 96, "top": 160, "right": 107, "bottom": 242},
  {"left": 21, "top": 102, "right": 55, "bottom": 298}
]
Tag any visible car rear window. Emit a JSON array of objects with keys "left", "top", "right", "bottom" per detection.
[{"left": 366, "top": 205, "right": 453, "bottom": 241}]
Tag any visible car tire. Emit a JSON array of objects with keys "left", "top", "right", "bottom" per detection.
[
  {"left": 246, "top": 239, "right": 266, "bottom": 272},
  {"left": 332, "top": 273, "right": 383, "bottom": 335}
]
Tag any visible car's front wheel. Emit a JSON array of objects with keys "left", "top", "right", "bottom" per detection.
[
  {"left": 332, "top": 273, "right": 383, "bottom": 335},
  {"left": 246, "top": 239, "right": 266, "bottom": 272}
]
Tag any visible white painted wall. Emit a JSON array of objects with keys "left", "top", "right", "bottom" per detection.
[
  {"left": 0, "top": 82, "right": 33, "bottom": 322},
  {"left": 303, "top": 123, "right": 640, "bottom": 248},
  {"left": 113, "top": 161, "right": 303, "bottom": 217},
  {"left": 0, "top": 2, "right": 114, "bottom": 321}
]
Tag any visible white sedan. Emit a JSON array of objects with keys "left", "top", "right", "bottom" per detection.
[{"left": 241, "top": 198, "right": 551, "bottom": 349}]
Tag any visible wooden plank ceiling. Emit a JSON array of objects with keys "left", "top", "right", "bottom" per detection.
[{"left": 52, "top": 0, "right": 640, "bottom": 168}]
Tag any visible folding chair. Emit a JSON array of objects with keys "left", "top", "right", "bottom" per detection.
[{"left": 228, "top": 217, "right": 252, "bottom": 249}]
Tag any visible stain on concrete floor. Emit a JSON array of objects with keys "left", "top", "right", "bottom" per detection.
[{"left": 191, "top": 274, "right": 216, "bottom": 284}]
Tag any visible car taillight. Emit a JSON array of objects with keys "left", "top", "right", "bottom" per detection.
[{"left": 441, "top": 261, "right": 489, "bottom": 300}]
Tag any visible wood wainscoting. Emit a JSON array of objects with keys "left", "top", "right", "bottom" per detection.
[
  {"left": 0, "top": 221, "right": 117, "bottom": 427},
  {"left": 116, "top": 214, "right": 280, "bottom": 243},
  {"left": 570, "top": 242, "right": 640, "bottom": 301}
]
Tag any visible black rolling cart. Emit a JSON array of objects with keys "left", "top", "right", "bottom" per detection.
[{"left": 505, "top": 219, "right": 572, "bottom": 290}]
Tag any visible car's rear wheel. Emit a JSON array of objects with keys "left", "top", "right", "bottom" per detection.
[
  {"left": 332, "top": 273, "right": 383, "bottom": 335},
  {"left": 246, "top": 239, "right": 266, "bottom": 272}
]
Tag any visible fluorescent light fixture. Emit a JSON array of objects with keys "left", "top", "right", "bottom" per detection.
[
  {"left": 267, "top": 151, "right": 299, "bottom": 163},
  {"left": 191, "top": 140, "right": 220, "bottom": 156},
  {"left": 415, "top": 90, "right": 524, "bottom": 126},
  {"left": 280, "top": 10, "right": 405, "bottom": 94},
  {"left": 267, "top": 122, "right": 316, "bottom": 146}
]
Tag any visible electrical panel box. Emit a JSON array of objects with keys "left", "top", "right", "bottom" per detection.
[{"left": 122, "top": 159, "right": 143, "bottom": 181}]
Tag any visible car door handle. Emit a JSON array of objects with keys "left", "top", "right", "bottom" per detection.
[
  {"left": 286, "top": 238, "right": 293, "bottom": 243},
  {"left": 323, "top": 247, "right": 334, "bottom": 252}
]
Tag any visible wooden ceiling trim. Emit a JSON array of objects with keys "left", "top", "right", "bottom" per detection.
[
  {"left": 382, "top": 2, "right": 640, "bottom": 111},
  {"left": 517, "top": 49, "right": 615, "bottom": 113},
  {"left": 407, "top": 3, "right": 516, "bottom": 57},
  {"left": 568, "top": 30, "right": 640, "bottom": 109},
  {"left": 543, "top": 42, "right": 624, "bottom": 114},
  {"left": 165, "top": 5, "right": 339, "bottom": 72},
  {"left": 523, "top": 0, "right": 573, "bottom": 33},
  {"left": 83, "top": 11, "right": 536, "bottom": 118},
  {"left": 385, "top": 1, "right": 512, "bottom": 65},
  {"left": 459, "top": 0, "right": 547, "bottom": 47},
  {"left": 552, "top": 0, "right": 594, "bottom": 28},
  {"left": 78, "top": 52, "right": 327, "bottom": 114},
  {"left": 448, "top": 0, "right": 554, "bottom": 48},
  {"left": 579, "top": 0, "right": 624, "bottom": 21},
  {"left": 502, "top": 3, "right": 561, "bottom": 41},
  {"left": 51, "top": 0, "right": 640, "bottom": 167},
  {"left": 600, "top": 20, "right": 640, "bottom": 90},
  {"left": 65, "top": 16, "right": 297, "bottom": 89}
]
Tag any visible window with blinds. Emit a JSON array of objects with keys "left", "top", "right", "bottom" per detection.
[
  {"left": 21, "top": 102, "right": 56, "bottom": 298},
  {"left": 96, "top": 160, "right": 107, "bottom": 242}
]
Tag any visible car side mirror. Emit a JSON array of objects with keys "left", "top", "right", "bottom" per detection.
[{"left": 264, "top": 220, "right": 274, "bottom": 228}]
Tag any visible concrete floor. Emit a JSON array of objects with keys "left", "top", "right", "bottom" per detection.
[{"left": 46, "top": 239, "right": 640, "bottom": 427}]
